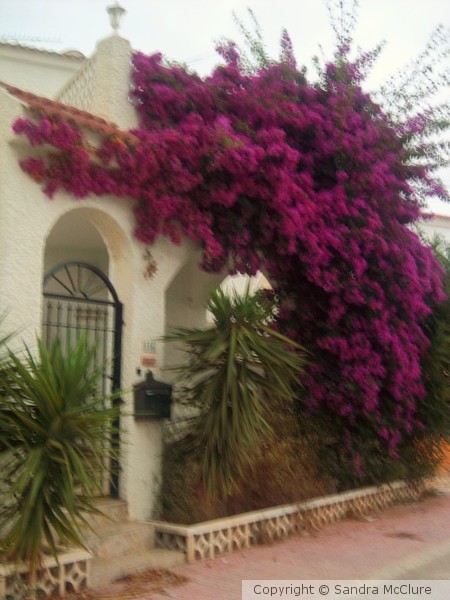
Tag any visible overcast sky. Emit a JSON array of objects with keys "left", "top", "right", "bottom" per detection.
[
  {"left": 2, "top": 0, "right": 449, "bottom": 79},
  {"left": 1, "top": 0, "right": 449, "bottom": 211}
]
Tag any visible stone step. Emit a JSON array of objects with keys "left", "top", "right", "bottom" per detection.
[
  {"left": 84, "top": 521, "right": 155, "bottom": 559},
  {"left": 90, "top": 548, "right": 186, "bottom": 588},
  {"left": 89, "top": 498, "right": 129, "bottom": 525}
]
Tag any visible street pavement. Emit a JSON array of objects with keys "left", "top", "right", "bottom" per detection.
[{"left": 400, "top": 549, "right": 450, "bottom": 579}]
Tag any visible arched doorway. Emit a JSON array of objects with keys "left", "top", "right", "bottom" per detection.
[{"left": 43, "top": 261, "right": 123, "bottom": 497}]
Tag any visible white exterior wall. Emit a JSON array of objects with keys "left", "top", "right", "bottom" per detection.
[
  {"left": 0, "top": 118, "right": 219, "bottom": 520},
  {"left": 0, "top": 35, "right": 222, "bottom": 521},
  {"left": 0, "top": 95, "right": 45, "bottom": 351},
  {"left": 57, "top": 35, "right": 138, "bottom": 126},
  {"left": 0, "top": 44, "right": 84, "bottom": 97}
]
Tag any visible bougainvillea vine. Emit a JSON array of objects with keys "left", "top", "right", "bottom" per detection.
[{"left": 12, "top": 32, "right": 448, "bottom": 473}]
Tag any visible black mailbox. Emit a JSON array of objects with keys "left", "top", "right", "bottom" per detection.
[{"left": 133, "top": 371, "right": 172, "bottom": 420}]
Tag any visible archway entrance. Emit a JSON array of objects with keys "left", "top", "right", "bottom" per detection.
[{"left": 43, "top": 261, "right": 123, "bottom": 497}]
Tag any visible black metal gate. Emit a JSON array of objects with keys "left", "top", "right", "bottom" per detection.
[{"left": 42, "top": 262, "right": 123, "bottom": 497}]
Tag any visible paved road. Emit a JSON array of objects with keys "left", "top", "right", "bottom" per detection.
[
  {"left": 391, "top": 541, "right": 450, "bottom": 579},
  {"left": 405, "top": 556, "right": 450, "bottom": 579}
]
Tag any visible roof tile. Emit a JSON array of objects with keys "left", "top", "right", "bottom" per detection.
[{"left": 0, "top": 80, "right": 138, "bottom": 144}]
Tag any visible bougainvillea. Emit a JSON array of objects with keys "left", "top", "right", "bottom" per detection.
[{"left": 12, "top": 26, "right": 449, "bottom": 473}]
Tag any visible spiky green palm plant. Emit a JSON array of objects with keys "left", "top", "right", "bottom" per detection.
[
  {"left": 0, "top": 321, "right": 14, "bottom": 456},
  {"left": 166, "top": 285, "right": 306, "bottom": 497},
  {"left": 0, "top": 337, "right": 118, "bottom": 582}
]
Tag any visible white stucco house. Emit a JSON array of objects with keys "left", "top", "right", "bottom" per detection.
[
  {"left": 0, "top": 10, "right": 449, "bottom": 530},
  {"left": 0, "top": 30, "right": 228, "bottom": 523}
]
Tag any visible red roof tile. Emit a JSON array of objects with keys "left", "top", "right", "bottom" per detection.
[
  {"left": 0, "top": 80, "right": 138, "bottom": 144},
  {"left": 421, "top": 211, "right": 450, "bottom": 220}
]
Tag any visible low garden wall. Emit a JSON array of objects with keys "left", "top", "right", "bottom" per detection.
[
  {"left": 0, "top": 549, "right": 92, "bottom": 597},
  {"left": 154, "top": 480, "right": 424, "bottom": 562}
]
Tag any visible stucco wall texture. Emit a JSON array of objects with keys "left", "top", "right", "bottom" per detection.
[{"left": 0, "top": 42, "right": 84, "bottom": 97}]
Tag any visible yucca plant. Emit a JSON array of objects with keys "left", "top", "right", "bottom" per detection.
[
  {"left": 0, "top": 336, "right": 118, "bottom": 585},
  {"left": 165, "top": 285, "right": 306, "bottom": 497},
  {"left": 0, "top": 322, "right": 14, "bottom": 457}
]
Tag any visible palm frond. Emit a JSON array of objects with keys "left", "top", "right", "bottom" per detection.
[
  {"left": 0, "top": 335, "right": 119, "bottom": 577},
  {"left": 164, "top": 284, "right": 306, "bottom": 496}
]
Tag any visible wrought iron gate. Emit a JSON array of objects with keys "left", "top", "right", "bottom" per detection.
[{"left": 42, "top": 262, "right": 123, "bottom": 497}]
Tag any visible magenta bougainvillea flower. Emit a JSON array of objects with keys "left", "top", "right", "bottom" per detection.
[{"left": 12, "top": 44, "right": 446, "bottom": 470}]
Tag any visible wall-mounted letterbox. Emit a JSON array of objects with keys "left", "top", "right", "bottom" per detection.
[{"left": 133, "top": 371, "right": 172, "bottom": 420}]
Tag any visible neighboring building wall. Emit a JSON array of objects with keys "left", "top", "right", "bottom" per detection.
[
  {"left": 0, "top": 43, "right": 85, "bottom": 97},
  {"left": 420, "top": 214, "right": 450, "bottom": 244}
]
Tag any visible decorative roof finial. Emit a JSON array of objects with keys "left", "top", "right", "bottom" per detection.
[{"left": 107, "top": 1, "right": 126, "bottom": 33}]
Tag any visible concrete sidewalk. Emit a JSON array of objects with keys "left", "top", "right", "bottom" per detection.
[{"left": 143, "top": 481, "right": 450, "bottom": 599}]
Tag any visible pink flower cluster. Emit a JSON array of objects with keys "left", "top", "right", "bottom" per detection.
[{"left": 12, "top": 49, "right": 446, "bottom": 466}]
